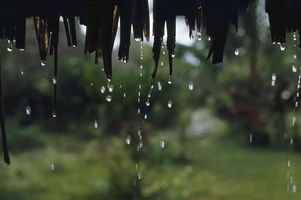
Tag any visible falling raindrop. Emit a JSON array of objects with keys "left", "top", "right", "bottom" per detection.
[
  {"left": 52, "top": 78, "right": 57, "bottom": 85},
  {"left": 126, "top": 135, "right": 131, "bottom": 145},
  {"left": 188, "top": 82, "right": 194, "bottom": 91},
  {"left": 90, "top": 82, "right": 94, "bottom": 87},
  {"left": 144, "top": 114, "right": 148, "bottom": 120},
  {"left": 168, "top": 76, "right": 172, "bottom": 85},
  {"left": 158, "top": 81, "right": 162, "bottom": 91},
  {"left": 288, "top": 160, "right": 291, "bottom": 168},
  {"left": 106, "top": 95, "right": 112, "bottom": 102},
  {"left": 293, "top": 54, "right": 297, "bottom": 59},
  {"left": 51, "top": 163, "right": 55, "bottom": 171},
  {"left": 171, "top": 54, "right": 176, "bottom": 58},
  {"left": 108, "top": 84, "right": 114, "bottom": 93},
  {"left": 123, "top": 93, "right": 127, "bottom": 98},
  {"left": 137, "top": 172, "right": 143, "bottom": 180},
  {"left": 135, "top": 38, "right": 141, "bottom": 42},
  {"left": 41, "top": 60, "right": 46, "bottom": 67},
  {"left": 100, "top": 86, "right": 106, "bottom": 94},
  {"left": 167, "top": 100, "right": 173, "bottom": 108},
  {"left": 161, "top": 61, "right": 164, "bottom": 67},
  {"left": 234, "top": 48, "right": 240, "bottom": 56},
  {"left": 249, "top": 133, "right": 253, "bottom": 143},
  {"left": 271, "top": 73, "right": 277, "bottom": 86},
  {"left": 7, "top": 40, "right": 13, "bottom": 52},
  {"left": 145, "top": 99, "right": 150, "bottom": 107},
  {"left": 20, "top": 68, "right": 24, "bottom": 75},
  {"left": 280, "top": 44, "right": 286, "bottom": 51},
  {"left": 25, "top": 106, "right": 31, "bottom": 115},
  {"left": 52, "top": 111, "right": 57, "bottom": 118},
  {"left": 94, "top": 120, "right": 99, "bottom": 128},
  {"left": 19, "top": 48, "right": 25, "bottom": 52},
  {"left": 160, "top": 139, "right": 166, "bottom": 149},
  {"left": 293, "top": 185, "right": 297, "bottom": 193},
  {"left": 292, "top": 65, "right": 297, "bottom": 73}
]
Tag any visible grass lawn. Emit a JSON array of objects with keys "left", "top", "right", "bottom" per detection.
[{"left": 0, "top": 127, "right": 300, "bottom": 200}]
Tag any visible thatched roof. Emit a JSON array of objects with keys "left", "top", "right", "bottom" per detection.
[{"left": 0, "top": 0, "right": 301, "bottom": 164}]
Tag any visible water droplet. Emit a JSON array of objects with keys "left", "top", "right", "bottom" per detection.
[
  {"left": 140, "top": 65, "right": 143, "bottom": 70},
  {"left": 51, "top": 163, "right": 55, "bottom": 171},
  {"left": 123, "top": 93, "right": 127, "bottom": 98},
  {"left": 145, "top": 99, "right": 150, "bottom": 107},
  {"left": 158, "top": 81, "right": 162, "bottom": 91},
  {"left": 19, "top": 48, "right": 25, "bottom": 52},
  {"left": 280, "top": 44, "right": 286, "bottom": 51},
  {"left": 90, "top": 82, "right": 94, "bottom": 87},
  {"left": 135, "top": 38, "right": 141, "bottom": 41},
  {"left": 271, "top": 73, "right": 277, "bottom": 86},
  {"left": 52, "top": 78, "right": 57, "bottom": 85},
  {"left": 293, "top": 184, "right": 297, "bottom": 193},
  {"left": 41, "top": 60, "right": 46, "bottom": 67},
  {"left": 292, "top": 65, "right": 297, "bottom": 73},
  {"left": 144, "top": 114, "right": 148, "bottom": 120},
  {"left": 20, "top": 68, "right": 24, "bottom": 75},
  {"left": 100, "top": 86, "right": 106, "bottom": 94},
  {"left": 288, "top": 160, "right": 291, "bottom": 168},
  {"left": 72, "top": 45, "right": 77, "bottom": 48},
  {"left": 94, "top": 120, "right": 99, "bottom": 128},
  {"left": 7, "top": 41, "right": 13, "bottom": 52},
  {"left": 188, "top": 82, "right": 194, "bottom": 91},
  {"left": 234, "top": 48, "right": 240, "bottom": 56},
  {"left": 167, "top": 100, "right": 173, "bottom": 108},
  {"left": 171, "top": 54, "right": 176, "bottom": 58},
  {"left": 208, "top": 37, "right": 211, "bottom": 41},
  {"left": 161, "top": 61, "right": 164, "bottom": 67},
  {"left": 168, "top": 76, "right": 172, "bottom": 85},
  {"left": 52, "top": 111, "right": 57, "bottom": 118},
  {"left": 108, "top": 84, "right": 113, "bottom": 93},
  {"left": 25, "top": 106, "right": 31, "bottom": 115},
  {"left": 137, "top": 172, "right": 143, "bottom": 180},
  {"left": 249, "top": 133, "right": 253, "bottom": 143},
  {"left": 106, "top": 95, "right": 112, "bottom": 102},
  {"left": 160, "top": 139, "right": 166, "bottom": 149},
  {"left": 126, "top": 135, "right": 131, "bottom": 145}
]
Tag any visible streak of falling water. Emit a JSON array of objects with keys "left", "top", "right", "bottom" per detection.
[
  {"left": 51, "top": 163, "right": 55, "bottom": 171},
  {"left": 25, "top": 106, "right": 31, "bottom": 115},
  {"left": 158, "top": 81, "right": 162, "bottom": 91},
  {"left": 188, "top": 81, "right": 194, "bottom": 91},
  {"left": 94, "top": 120, "right": 99, "bottom": 128},
  {"left": 292, "top": 65, "right": 297, "bottom": 73},
  {"left": 160, "top": 139, "right": 166, "bottom": 149},
  {"left": 271, "top": 73, "right": 277, "bottom": 86},
  {"left": 20, "top": 68, "right": 24, "bottom": 75}
]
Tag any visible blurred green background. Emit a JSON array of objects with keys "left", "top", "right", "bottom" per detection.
[{"left": 1, "top": 2, "right": 301, "bottom": 200}]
